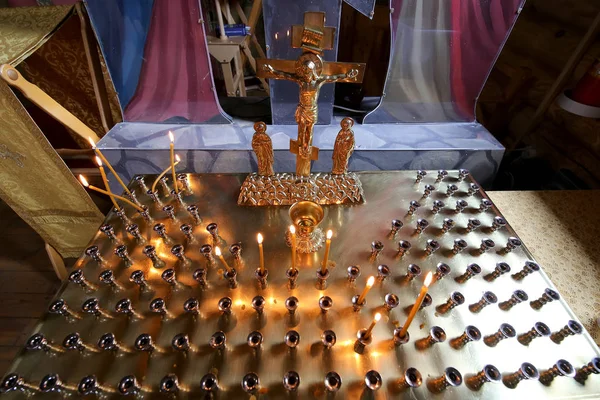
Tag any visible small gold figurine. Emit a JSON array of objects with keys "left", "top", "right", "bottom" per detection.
[
  {"left": 258, "top": 12, "right": 365, "bottom": 177},
  {"left": 332, "top": 117, "right": 355, "bottom": 175},
  {"left": 251, "top": 121, "right": 274, "bottom": 176}
]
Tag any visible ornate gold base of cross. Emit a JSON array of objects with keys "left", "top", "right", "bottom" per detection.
[{"left": 238, "top": 11, "right": 366, "bottom": 206}]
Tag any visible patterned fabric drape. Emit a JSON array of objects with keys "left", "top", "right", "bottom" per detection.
[{"left": 0, "top": 82, "right": 103, "bottom": 258}]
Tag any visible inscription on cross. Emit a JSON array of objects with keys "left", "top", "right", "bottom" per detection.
[{"left": 258, "top": 12, "right": 365, "bottom": 176}]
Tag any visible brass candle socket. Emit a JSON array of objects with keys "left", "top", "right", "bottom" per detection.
[
  {"left": 512, "top": 260, "right": 540, "bottom": 281},
  {"left": 436, "top": 169, "right": 448, "bottom": 183},
  {"left": 163, "top": 205, "right": 177, "bottom": 220},
  {"left": 82, "top": 298, "right": 112, "bottom": 320},
  {"left": 502, "top": 362, "right": 539, "bottom": 389},
  {"left": 287, "top": 201, "right": 325, "bottom": 253},
  {"left": 397, "top": 240, "right": 412, "bottom": 257},
  {"left": 452, "top": 239, "right": 468, "bottom": 254},
  {"left": 550, "top": 320, "right": 583, "bottom": 344},
  {"left": 224, "top": 268, "right": 238, "bottom": 289},
  {"left": 98, "top": 269, "right": 126, "bottom": 291},
  {"left": 285, "top": 296, "right": 299, "bottom": 315},
  {"left": 498, "top": 290, "right": 528, "bottom": 311},
  {"left": 115, "top": 208, "right": 131, "bottom": 225},
  {"left": 469, "top": 291, "right": 497, "bottom": 313},
  {"left": 351, "top": 295, "right": 366, "bottom": 312},
  {"left": 446, "top": 184, "right": 458, "bottom": 197},
  {"left": 283, "top": 371, "right": 300, "bottom": 392},
  {"left": 1, "top": 373, "right": 38, "bottom": 394},
  {"left": 153, "top": 223, "right": 172, "bottom": 245},
  {"left": 384, "top": 293, "right": 399, "bottom": 311},
  {"left": 364, "top": 370, "right": 382, "bottom": 391},
  {"left": 99, "top": 224, "right": 118, "bottom": 242},
  {"left": 393, "top": 327, "right": 410, "bottom": 346},
  {"left": 432, "top": 200, "right": 444, "bottom": 214},
  {"left": 160, "top": 374, "right": 180, "bottom": 394},
  {"left": 177, "top": 173, "right": 192, "bottom": 193},
  {"left": 398, "top": 368, "right": 422, "bottom": 390},
  {"left": 415, "top": 218, "right": 429, "bottom": 234},
  {"left": 218, "top": 297, "right": 233, "bottom": 315},
  {"left": 478, "top": 238, "right": 495, "bottom": 254},
  {"left": 319, "top": 296, "right": 333, "bottom": 313},
  {"left": 171, "top": 245, "right": 191, "bottom": 268},
  {"left": 449, "top": 325, "right": 481, "bottom": 349},
  {"left": 200, "top": 244, "right": 215, "bottom": 267},
  {"left": 403, "top": 294, "right": 432, "bottom": 314},
  {"left": 159, "top": 176, "right": 170, "bottom": 196},
  {"left": 206, "top": 223, "right": 222, "bottom": 245},
  {"left": 284, "top": 330, "right": 300, "bottom": 348},
  {"left": 353, "top": 328, "right": 372, "bottom": 354},
  {"left": 255, "top": 268, "right": 269, "bottom": 289},
  {"left": 241, "top": 373, "right": 260, "bottom": 394},
  {"left": 517, "top": 322, "right": 551, "bottom": 346},
  {"left": 147, "top": 189, "right": 162, "bottom": 206},
  {"left": 455, "top": 199, "right": 468, "bottom": 213},
  {"left": 316, "top": 268, "right": 330, "bottom": 289},
  {"left": 574, "top": 358, "right": 600, "bottom": 384},
  {"left": 428, "top": 367, "right": 463, "bottom": 393},
  {"left": 114, "top": 245, "right": 133, "bottom": 266},
  {"left": 143, "top": 245, "right": 165, "bottom": 268},
  {"left": 415, "top": 170, "right": 427, "bottom": 183},
  {"left": 193, "top": 268, "right": 207, "bottom": 287},
  {"left": 436, "top": 291, "right": 465, "bottom": 315},
  {"left": 126, "top": 223, "right": 145, "bottom": 243},
  {"left": 134, "top": 333, "right": 164, "bottom": 353},
  {"left": 286, "top": 267, "right": 299, "bottom": 289},
  {"left": 458, "top": 169, "right": 470, "bottom": 181},
  {"left": 180, "top": 224, "right": 196, "bottom": 244},
  {"left": 39, "top": 373, "right": 76, "bottom": 394},
  {"left": 186, "top": 204, "right": 202, "bottom": 225},
  {"left": 78, "top": 375, "right": 113, "bottom": 395},
  {"left": 389, "top": 219, "right": 403, "bottom": 236},
  {"left": 415, "top": 326, "right": 446, "bottom": 350},
  {"left": 467, "top": 183, "right": 480, "bottom": 196},
  {"left": 347, "top": 265, "right": 361, "bottom": 282},
  {"left": 321, "top": 330, "right": 337, "bottom": 348},
  {"left": 454, "top": 263, "right": 481, "bottom": 284},
  {"left": 115, "top": 298, "right": 143, "bottom": 319},
  {"left": 252, "top": 295, "right": 265, "bottom": 315},
  {"left": 484, "top": 262, "right": 511, "bottom": 282},
  {"left": 422, "top": 184, "right": 435, "bottom": 198},
  {"left": 479, "top": 198, "right": 493, "bottom": 212},
  {"left": 49, "top": 298, "right": 80, "bottom": 321},
  {"left": 370, "top": 240, "right": 384, "bottom": 260},
  {"left": 466, "top": 218, "right": 481, "bottom": 233},
  {"left": 118, "top": 375, "right": 141, "bottom": 396},
  {"left": 97, "top": 332, "right": 131, "bottom": 353},
  {"left": 69, "top": 269, "right": 98, "bottom": 293},
  {"left": 130, "top": 270, "right": 149, "bottom": 291},
  {"left": 171, "top": 333, "right": 194, "bottom": 353},
  {"left": 183, "top": 297, "right": 200, "bottom": 315},
  {"left": 405, "top": 264, "right": 421, "bottom": 281},
  {"left": 377, "top": 264, "right": 390, "bottom": 281},
  {"left": 424, "top": 239, "right": 440, "bottom": 256},
  {"left": 407, "top": 200, "right": 420, "bottom": 216},
  {"left": 134, "top": 175, "right": 148, "bottom": 191},
  {"left": 247, "top": 331, "right": 263, "bottom": 349},
  {"left": 434, "top": 263, "right": 451, "bottom": 281},
  {"left": 149, "top": 298, "right": 174, "bottom": 319},
  {"left": 441, "top": 218, "right": 455, "bottom": 233},
  {"left": 85, "top": 245, "right": 104, "bottom": 265},
  {"left": 530, "top": 288, "right": 560, "bottom": 310},
  {"left": 209, "top": 331, "right": 227, "bottom": 350},
  {"left": 484, "top": 323, "right": 516, "bottom": 347},
  {"left": 466, "top": 365, "right": 502, "bottom": 391},
  {"left": 324, "top": 371, "right": 342, "bottom": 392},
  {"left": 201, "top": 373, "right": 219, "bottom": 393},
  {"left": 504, "top": 237, "right": 522, "bottom": 252},
  {"left": 161, "top": 268, "right": 180, "bottom": 287},
  {"left": 26, "top": 333, "right": 62, "bottom": 354},
  {"left": 490, "top": 216, "right": 507, "bottom": 231},
  {"left": 539, "top": 359, "right": 575, "bottom": 386},
  {"left": 137, "top": 205, "right": 152, "bottom": 223},
  {"left": 63, "top": 332, "right": 98, "bottom": 354}
]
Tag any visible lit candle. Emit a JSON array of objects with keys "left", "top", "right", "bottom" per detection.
[
  {"left": 214, "top": 246, "right": 232, "bottom": 273},
  {"left": 257, "top": 233, "right": 265, "bottom": 273},
  {"left": 95, "top": 156, "right": 121, "bottom": 211},
  {"left": 321, "top": 229, "right": 333, "bottom": 274},
  {"left": 151, "top": 154, "right": 180, "bottom": 193},
  {"left": 365, "top": 312, "right": 381, "bottom": 338},
  {"left": 289, "top": 225, "right": 297, "bottom": 271},
  {"left": 88, "top": 137, "right": 133, "bottom": 197},
  {"left": 357, "top": 276, "right": 375, "bottom": 304},
  {"left": 169, "top": 131, "right": 178, "bottom": 194},
  {"left": 79, "top": 175, "right": 143, "bottom": 212},
  {"left": 399, "top": 272, "right": 433, "bottom": 338}
]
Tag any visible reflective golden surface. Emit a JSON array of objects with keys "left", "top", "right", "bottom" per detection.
[{"left": 3, "top": 171, "right": 600, "bottom": 399}]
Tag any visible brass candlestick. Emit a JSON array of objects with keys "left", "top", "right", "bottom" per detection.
[
  {"left": 466, "top": 365, "right": 502, "bottom": 391},
  {"left": 502, "top": 363, "right": 539, "bottom": 389},
  {"left": 286, "top": 201, "right": 325, "bottom": 253}
]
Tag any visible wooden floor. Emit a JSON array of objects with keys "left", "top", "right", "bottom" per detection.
[{"left": 0, "top": 199, "right": 62, "bottom": 377}]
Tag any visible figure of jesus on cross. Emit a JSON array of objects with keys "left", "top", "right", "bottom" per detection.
[{"left": 258, "top": 12, "right": 365, "bottom": 176}]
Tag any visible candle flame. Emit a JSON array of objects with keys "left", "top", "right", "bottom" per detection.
[
  {"left": 289, "top": 225, "right": 296, "bottom": 234},
  {"left": 168, "top": 131, "right": 174, "bottom": 143},
  {"left": 79, "top": 175, "right": 89, "bottom": 187},
  {"left": 175, "top": 154, "right": 181, "bottom": 162},
  {"left": 214, "top": 246, "right": 222, "bottom": 257},
  {"left": 374, "top": 312, "right": 381, "bottom": 322},
  {"left": 87, "top": 137, "right": 96, "bottom": 149},
  {"left": 366, "top": 276, "right": 375, "bottom": 287},
  {"left": 326, "top": 229, "right": 333, "bottom": 240},
  {"left": 95, "top": 156, "right": 102, "bottom": 167},
  {"left": 424, "top": 271, "right": 433, "bottom": 287},
  {"left": 257, "top": 233, "right": 263, "bottom": 244}
]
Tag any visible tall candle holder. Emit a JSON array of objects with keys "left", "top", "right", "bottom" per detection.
[
  {"left": 484, "top": 323, "right": 516, "bottom": 347},
  {"left": 502, "top": 362, "right": 539, "bottom": 389},
  {"left": 550, "top": 320, "right": 583, "bottom": 344},
  {"left": 530, "top": 288, "right": 560, "bottom": 310},
  {"left": 517, "top": 322, "right": 551, "bottom": 346},
  {"left": 427, "top": 367, "right": 463, "bottom": 393},
  {"left": 286, "top": 201, "right": 325, "bottom": 253},
  {"left": 574, "top": 358, "right": 600, "bottom": 384},
  {"left": 398, "top": 368, "right": 422, "bottom": 390},
  {"left": 539, "top": 360, "right": 576, "bottom": 386},
  {"left": 466, "top": 365, "right": 502, "bottom": 391}
]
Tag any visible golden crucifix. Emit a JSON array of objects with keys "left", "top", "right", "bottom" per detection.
[{"left": 258, "top": 12, "right": 365, "bottom": 176}]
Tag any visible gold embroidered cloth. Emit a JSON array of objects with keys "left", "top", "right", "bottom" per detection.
[{"left": 0, "top": 82, "right": 103, "bottom": 258}]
